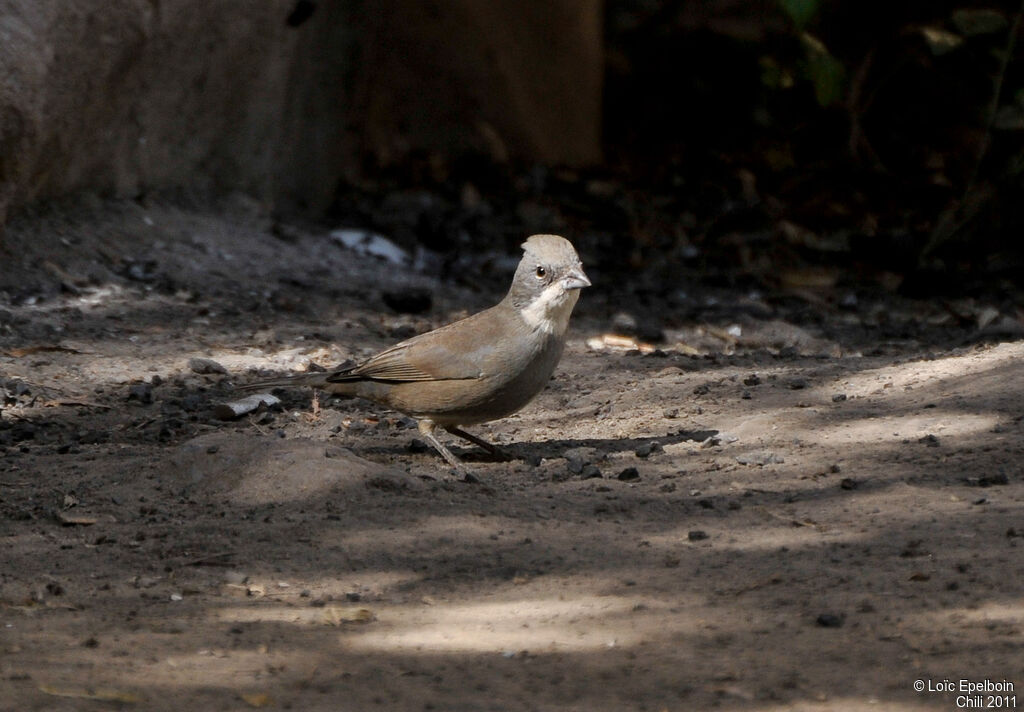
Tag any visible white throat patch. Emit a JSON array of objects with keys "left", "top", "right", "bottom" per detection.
[{"left": 520, "top": 283, "right": 580, "bottom": 335}]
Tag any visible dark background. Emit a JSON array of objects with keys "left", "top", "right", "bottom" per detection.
[{"left": 2, "top": 0, "right": 1024, "bottom": 296}]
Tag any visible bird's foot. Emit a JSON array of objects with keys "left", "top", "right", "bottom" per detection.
[{"left": 445, "top": 426, "right": 513, "bottom": 461}]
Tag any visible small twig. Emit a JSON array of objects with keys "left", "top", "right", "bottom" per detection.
[
  {"left": 846, "top": 48, "right": 885, "bottom": 171},
  {"left": 184, "top": 551, "right": 235, "bottom": 567},
  {"left": 248, "top": 415, "right": 270, "bottom": 435},
  {"left": 925, "top": 3, "right": 1023, "bottom": 257},
  {"left": 43, "top": 399, "right": 112, "bottom": 410},
  {"left": 965, "top": 0, "right": 1024, "bottom": 195}
]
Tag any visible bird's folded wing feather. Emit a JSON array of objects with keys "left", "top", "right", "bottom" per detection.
[{"left": 327, "top": 317, "right": 493, "bottom": 383}]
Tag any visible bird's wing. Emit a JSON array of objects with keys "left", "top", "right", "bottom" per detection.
[{"left": 327, "top": 310, "right": 500, "bottom": 384}]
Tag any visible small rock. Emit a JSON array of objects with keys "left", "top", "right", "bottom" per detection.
[
  {"left": 213, "top": 393, "right": 281, "bottom": 420},
  {"left": 788, "top": 378, "right": 809, "bottom": 390},
  {"left": 127, "top": 383, "right": 154, "bottom": 404},
  {"left": 563, "top": 446, "right": 597, "bottom": 465},
  {"left": 663, "top": 408, "right": 679, "bottom": 419},
  {"left": 330, "top": 229, "right": 409, "bottom": 265},
  {"left": 406, "top": 439, "right": 430, "bottom": 453},
  {"left": 743, "top": 374, "right": 761, "bottom": 386},
  {"left": 839, "top": 478, "right": 858, "bottom": 490},
  {"left": 187, "top": 357, "right": 228, "bottom": 375},
  {"left": 81, "top": 637, "right": 99, "bottom": 648},
  {"left": 832, "top": 393, "right": 847, "bottom": 402},
  {"left": 580, "top": 464, "right": 602, "bottom": 479},
  {"left": 634, "top": 441, "right": 662, "bottom": 458},
  {"left": 735, "top": 451, "right": 784, "bottom": 466},
  {"left": 617, "top": 467, "right": 640, "bottom": 481},
  {"left": 687, "top": 530, "right": 709, "bottom": 541},
  {"left": 816, "top": 613, "right": 844, "bottom": 628},
  {"left": 918, "top": 434, "right": 940, "bottom": 447}
]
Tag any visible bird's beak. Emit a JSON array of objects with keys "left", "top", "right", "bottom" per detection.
[{"left": 563, "top": 267, "right": 591, "bottom": 290}]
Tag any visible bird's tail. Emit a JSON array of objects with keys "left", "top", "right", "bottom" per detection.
[{"left": 237, "top": 371, "right": 335, "bottom": 392}]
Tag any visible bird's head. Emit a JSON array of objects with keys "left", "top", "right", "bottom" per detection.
[{"left": 506, "top": 234, "right": 590, "bottom": 333}]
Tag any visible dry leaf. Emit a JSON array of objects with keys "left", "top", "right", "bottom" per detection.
[
  {"left": 586, "top": 334, "right": 656, "bottom": 354},
  {"left": 240, "top": 692, "right": 274, "bottom": 707},
  {"left": 321, "top": 606, "right": 374, "bottom": 626}
]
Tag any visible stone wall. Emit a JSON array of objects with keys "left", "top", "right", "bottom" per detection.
[{"left": 0, "top": 0, "right": 602, "bottom": 228}]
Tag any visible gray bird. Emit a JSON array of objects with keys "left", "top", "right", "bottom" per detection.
[{"left": 242, "top": 234, "right": 590, "bottom": 469}]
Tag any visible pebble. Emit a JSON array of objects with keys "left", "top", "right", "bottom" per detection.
[
  {"left": 816, "top": 613, "right": 844, "bottom": 628},
  {"left": 687, "top": 530, "right": 709, "bottom": 541},
  {"left": 735, "top": 451, "right": 784, "bottom": 466},
  {"left": 406, "top": 439, "right": 429, "bottom": 453},
  {"left": 617, "top": 467, "right": 640, "bottom": 481},
  {"left": 188, "top": 357, "right": 228, "bottom": 375},
  {"left": 832, "top": 393, "right": 847, "bottom": 402},
  {"left": 580, "top": 464, "right": 602, "bottom": 479},
  {"left": 634, "top": 441, "right": 661, "bottom": 458}
]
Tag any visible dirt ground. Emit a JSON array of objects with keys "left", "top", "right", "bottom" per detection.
[{"left": 1, "top": 196, "right": 1022, "bottom": 711}]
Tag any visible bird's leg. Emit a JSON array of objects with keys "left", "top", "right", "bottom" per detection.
[
  {"left": 417, "top": 419, "right": 465, "bottom": 469},
  {"left": 445, "top": 426, "right": 513, "bottom": 461}
]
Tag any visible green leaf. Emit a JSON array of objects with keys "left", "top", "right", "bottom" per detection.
[
  {"left": 779, "top": 0, "right": 818, "bottom": 29},
  {"left": 801, "top": 33, "right": 845, "bottom": 107}
]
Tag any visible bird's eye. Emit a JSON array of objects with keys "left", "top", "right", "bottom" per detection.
[{"left": 535, "top": 266, "right": 546, "bottom": 279}]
